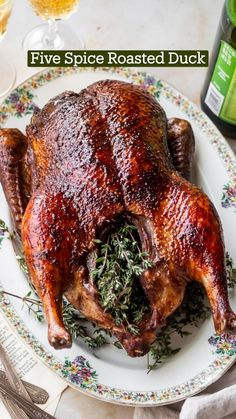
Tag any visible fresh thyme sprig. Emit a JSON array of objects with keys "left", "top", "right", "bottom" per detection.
[
  {"left": 93, "top": 224, "right": 153, "bottom": 334},
  {"left": 62, "top": 301, "right": 107, "bottom": 349},
  {"left": 2, "top": 290, "right": 44, "bottom": 321},
  {"left": 16, "top": 255, "right": 29, "bottom": 275},
  {"left": 1, "top": 289, "right": 107, "bottom": 349},
  {"left": 226, "top": 251, "right": 236, "bottom": 289},
  {"left": 0, "top": 219, "right": 9, "bottom": 248},
  {"left": 147, "top": 282, "right": 211, "bottom": 372}
]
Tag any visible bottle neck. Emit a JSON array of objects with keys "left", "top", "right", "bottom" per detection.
[{"left": 227, "top": 0, "right": 236, "bottom": 26}]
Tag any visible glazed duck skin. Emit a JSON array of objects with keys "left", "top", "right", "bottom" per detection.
[{"left": 0, "top": 79, "right": 235, "bottom": 357}]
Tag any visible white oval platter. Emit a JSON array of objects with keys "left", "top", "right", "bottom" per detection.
[{"left": 0, "top": 67, "right": 236, "bottom": 406}]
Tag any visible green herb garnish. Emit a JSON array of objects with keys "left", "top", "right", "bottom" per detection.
[
  {"left": 0, "top": 219, "right": 9, "bottom": 248},
  {"left": 93, "top": 224, "right": 153, "bottom": 334},
  {"left": 226, "top": 251, "right": 236, "bottom": 289},
  {"left": 147, "top": 282, "right": 210, "bottom": 372},
  {"left": 2, "top": 290, "right": 107, "bottom": 349},
  {"left": 16, "top": 255, "right": 29, "bottom": 275}
]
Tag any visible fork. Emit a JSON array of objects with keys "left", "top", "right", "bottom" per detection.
[
  {"left": 0, "top": 379, "right": 56, "bottom": 419},
  {"left": 0, "top": 392, "right": 29, "bottom": 419},
  {"left": 0, "top": 342, "right": 30, "bottom": 418},
  {"left": 0, "top": 369, "right": 49, "bottom": 404},
  {"left": 0, "top": 341, "right": 55, "bottom": 419}
]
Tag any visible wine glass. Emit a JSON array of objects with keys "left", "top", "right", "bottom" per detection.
[
  {"left": 0, "top": 0, "right": 15, "bottom": 97},
  {"left": 23, "top": 0, "right": 84, "bottom": 52}
]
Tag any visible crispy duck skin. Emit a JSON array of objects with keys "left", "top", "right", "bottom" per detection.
[{"left": 0, "top": 79, "right": 235, "bottom": 357}]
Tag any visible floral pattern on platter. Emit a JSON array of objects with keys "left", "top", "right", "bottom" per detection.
[
  {"left": 0, "top": 88, "right": 38, "bottom": 125},
  {"left": 209, "top": 334, "right": 236, "bottom": 357},
  {"left": 61, "top": 356, "right": 98, "bottom": 387},
  {"left": 0, "top": 67, "right": 236, "bottom": 405},
  {"left": 0, "top": 68, "right": 164, "bottom": 127},
  {"left": 222, "top": 181, "right": 236, "bottom": 211},
  {"left": 0, "top": 288, "right": 99, "bottom": 390}
]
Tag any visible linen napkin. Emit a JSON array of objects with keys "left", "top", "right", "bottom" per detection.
[{"left": 134, "top": 361, "right": 236, "bottom": 419}]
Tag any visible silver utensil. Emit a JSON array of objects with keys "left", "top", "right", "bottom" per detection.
[
  {"left": 0, "top": 392, "right": 28, "bottom": 419},
  {"left": 0, "top": 342, "right": 32, "bottom": 400},
  {"left": 0, "top": 369, "right": 49, "bottom": 404},
  {"left": 0, "top": 343, "right": 31, "bottom": 418},
  {"left": 0, "top": 370, "right": 49, "bottom": 404},
  {"left": 0, "top": 378, "right": 55, "bottom": 419},
  {"left": 0, "top": 343, "right": 55, "bottom": 419}
]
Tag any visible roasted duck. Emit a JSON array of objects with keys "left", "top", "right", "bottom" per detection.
[{"left": 0, "top": 79, "right": 235, "bottom": 357}]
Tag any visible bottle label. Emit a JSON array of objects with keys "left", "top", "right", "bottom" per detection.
[{"left": 205, "top": 40, "right": 236, "bottom": 125}]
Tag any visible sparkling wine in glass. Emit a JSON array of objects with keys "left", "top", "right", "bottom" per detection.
[
  {"left": 0, "top": 0, "right": 15, "bottom": 97},
  {"left": 23, "top": 0, "right": 84, "bottom": 51}
]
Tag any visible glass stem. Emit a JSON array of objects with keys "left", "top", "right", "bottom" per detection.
[{"left": 45, "top": 19, "right": 60, "bottom": 49}]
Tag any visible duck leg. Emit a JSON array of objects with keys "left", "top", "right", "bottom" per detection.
[
  {"left": 0, "top": 128, "right": 34, "bottom": 234},
  {"left": 167, "top": 117, "right": 195, "bottom": 180},
  {"left": 152, "top": 173, "right": 236, "bottom": 334},
  {"left": 21, "top": 191, "right": 74, "bottom": 349}
]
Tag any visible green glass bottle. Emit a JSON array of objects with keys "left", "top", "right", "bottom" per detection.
[{"left": 201, "top": 0, "right": 236, "bottom": 138}]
